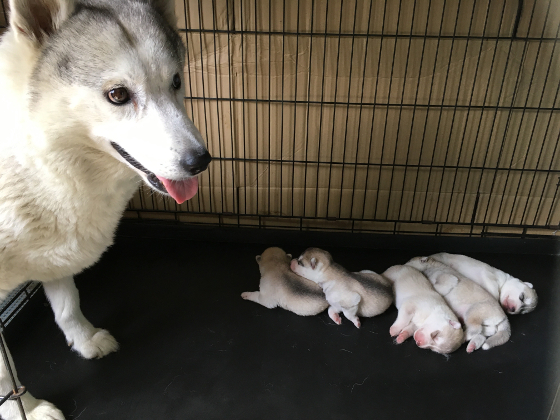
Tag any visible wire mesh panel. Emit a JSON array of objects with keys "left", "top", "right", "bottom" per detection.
[
  {"left": 0, "top": 283, "right": 42, "bottom": 330},
  {"left": 134, "top": 1, "right": 557, "bottom": 236}
]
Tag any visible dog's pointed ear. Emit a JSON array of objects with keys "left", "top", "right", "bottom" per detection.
[
  {"left": 255, "top": 255, "right": 261, "bottom": 264},
  {"left": 310, "top": 257, "right": 317, "bottom": 270},
  {"left": 286, "top": 254, "right": 292, "bottom": 259},
  {"left": 151, "top": 0, "right": 178, "bottom": 28},
  {"left": 524, "top": 282, "right": 534, "bottom": 289},
  {"left": 9, "top": 0, "right": 74, "bottom": 45}
]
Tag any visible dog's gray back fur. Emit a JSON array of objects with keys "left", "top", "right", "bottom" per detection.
[
  {"left": 280, "top": 272, "right": 326, "bottom": 299},
  {"left": 329, "top": 263, "right": 393, "bottom": 317},
  {"left": 331, "top": 263, "right": 393, "bottom": 298}
]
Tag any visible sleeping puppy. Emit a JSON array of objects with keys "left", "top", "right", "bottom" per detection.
[
  {"left": 290, "top": 248, "right": 392, "bottom": 328},
  {"left": 242, "top": 247, "right": 328, "bottom": 316},
  {"left": 407, "top": 257, "right": 511, "bottom": 353},
  {"left": 431, "top": 252, "right": 537, "bottom": 315},
  {"left": 382, "top": 265, "right": 463, "bottom": 354}
]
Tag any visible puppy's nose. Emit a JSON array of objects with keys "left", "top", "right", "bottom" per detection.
[{"left": 181, "top": 150, "right": 212, "bottom": 176}]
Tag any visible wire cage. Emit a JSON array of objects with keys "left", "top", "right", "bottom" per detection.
[
  {"left": 0, "top": 1, "right": 557, "bottom": 418},
  {"left": 122, "top": 0, "right": 560, "bottom": 238}
]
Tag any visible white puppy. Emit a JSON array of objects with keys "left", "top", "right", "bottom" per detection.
[
  {"left": 290, "top": 248, "right": 393, "bottom": 328},
  {"left": 407, "top": 257, "right": 511, "bottom": 353},
  {"left": 431, "top": 253, "right": 537, "bottom": 315},
  {"left": 242, "top": 247, "right": 328, "bottom": 316},
  {"left": 382, "top": 265, "right": 463, "bottom": 354}
]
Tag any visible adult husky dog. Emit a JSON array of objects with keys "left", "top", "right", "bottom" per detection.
[{"left": 0, "top": 0, "right": 211, "bottom": 418}]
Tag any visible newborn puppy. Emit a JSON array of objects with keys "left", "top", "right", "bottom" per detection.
[
  {"left": 382, "top": 265, "right": 463, "bottom": 354},
  {"left": 407, "top": 257, "right": 511, "bottom": 353},
  {"left": 431, "top": 252, "right": 537, "bottom": 315},
  {"left": 290, "top": 248, "right": 392, "bottom": 328},
  {"left": 242, "top": 247, "right": 328, "bottom": 316}
]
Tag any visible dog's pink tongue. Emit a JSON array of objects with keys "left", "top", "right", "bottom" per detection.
[{"left": 157, "top": 176, "right": 199, "bottom": 204}]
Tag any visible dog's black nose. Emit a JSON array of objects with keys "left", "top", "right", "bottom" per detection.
[{"left": 181, "top": 150, "right": 212, "bottom": 176}]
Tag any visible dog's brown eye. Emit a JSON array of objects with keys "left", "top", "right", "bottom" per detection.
[
  {"left": 172, "top": 73, "right": 181, "bottom": 89},
  {"left": 107, "top": 87, "right": 130, "bottom": 105}
]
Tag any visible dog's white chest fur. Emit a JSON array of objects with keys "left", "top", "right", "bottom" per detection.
[
  {"left": 0, "top": 147, "right": 138, "bottom": 288},
  {"left": 0, "top": 32, "right": 141, "bottom": 291}
]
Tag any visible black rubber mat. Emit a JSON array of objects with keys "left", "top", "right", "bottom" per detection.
[{"left": 6, "top": 229, "right": 560, "bottom": 420}]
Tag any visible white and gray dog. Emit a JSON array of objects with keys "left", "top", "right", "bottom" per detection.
[{"left": 0, "top": 0, "right": 210, "bottom": 418}]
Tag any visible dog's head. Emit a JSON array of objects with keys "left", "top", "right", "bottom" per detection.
[
  {"left": 413, "top": 316, "right": 464, "bottom": 355},
  {"left": 501, "top": 279, "right": 538, "bottom": 315},
  {"left": 290, "top": 248, "right": 332, "bottom": 282},
  {"left": 11, "top": 0, "right": 211, "bottom": 203},
  {"left": 256, "top": 247, "right": 292, "bottom": 265}
]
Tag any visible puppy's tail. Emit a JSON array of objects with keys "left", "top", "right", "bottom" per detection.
[{"left": 481, "top": 319, "right": 511, "bottom": 350}]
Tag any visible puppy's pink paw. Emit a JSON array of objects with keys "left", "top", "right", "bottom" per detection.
[
  {"left": 354, "top": 319, "right": 361, "bottom": 329},
  {"left": 330, "top": 313, "right": 342, "bottom": 325},
  {"left": 396, "top": 331, "right": 409, "bottom": 344},
  {"left": 389, "top": 326, "right": 399, "bottom": 337},
  {"left": 466, "top": 343, "right": 475, "bottom": 353}
]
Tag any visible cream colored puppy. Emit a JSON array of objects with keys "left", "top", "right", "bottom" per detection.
[
  {"left": 242, "top": 247, "right": 328, "bottom": 316},
  {"left": 407, "top": 257, "right": 511, "bottom": 353},
  {"left": 290, "top": 248, "right": 392, "bottom": 328},
  {"left": 382, "top": 265, "right": 463, "bottom": 354},
  {"left": 431, "top": 253, "right": 537, "bottom": 315}
]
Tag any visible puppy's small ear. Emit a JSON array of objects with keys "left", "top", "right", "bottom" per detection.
[
  {"left": 449, "top": 320, "right": 461, "bottom": 329},
  {"left": 524, "top": 282, "right": 534, "bottom": 289},
  {"left": 286, "top": 254, "right": 292, "bottom": 259},
  {"left": 310, "top": 257, "right": 317, "bottom": 270},
  {"left": 9, "top": 0, "right": 74, "bottom": 44},
  {"left": 151, "top": 0, "right": 178, "bottom": 28},
  {"left": 420, "top": 256, "right": 429, "bottom": 263},
  {"left": 255, "top": 255, "right": 261, "bottom": 263}
]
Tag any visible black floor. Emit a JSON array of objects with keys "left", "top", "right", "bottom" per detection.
[{"left": 7, "top": 225, "right": 560, "bottom": 420}]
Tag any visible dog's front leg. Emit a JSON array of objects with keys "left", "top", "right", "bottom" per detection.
[{"left": 43, "top": 276, "right": 118, "bottom": 359}]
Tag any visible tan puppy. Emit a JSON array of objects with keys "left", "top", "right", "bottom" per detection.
[
  {"left": 242, "top": 247, "right": 328, "bottom": 316},
  {"left": 407, "top": 257, "right": 511, "bottom": 353},
  {"left": 430, "top": 252, "right": 537, "bottom": 315},
  {"left": 290, "top": 248, "right": 392, "bottom": 328},
  {"left": 382, "top": 265, "right": 463, "bottom": 354}
]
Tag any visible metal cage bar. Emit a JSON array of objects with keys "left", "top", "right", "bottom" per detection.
[{"left": 121, "top": 0, "right": 560, "bottom": 238}]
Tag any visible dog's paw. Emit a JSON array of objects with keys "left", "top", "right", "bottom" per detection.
[
  {"left": 330, "top": 313, "right": 342, "bottom": 325},
  {"left": 73, "top": 329, "right": 119, "bottom": 359},
  {"left": 27, "top": 400, "right": 65, "bottom": 420},
  {"left": 396, "top": 331, "right": 409, "bottom": 344}
]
